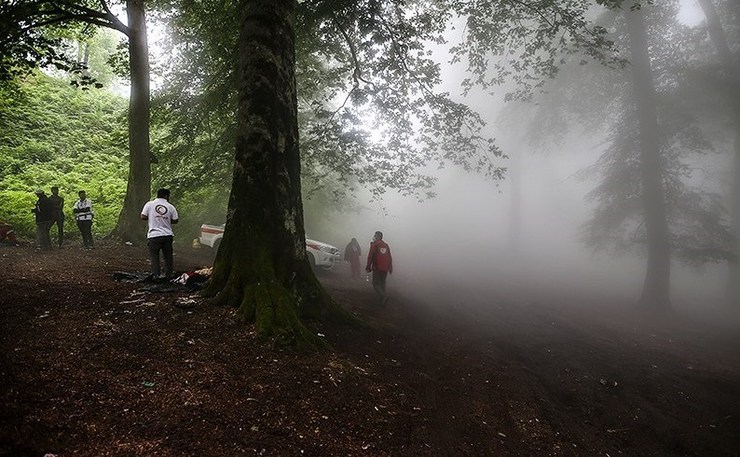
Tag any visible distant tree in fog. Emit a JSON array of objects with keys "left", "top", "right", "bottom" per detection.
[
  {"left": 694, "top": 0, "right": 740, "bottom": 306},
  {"left": 592, "top": 0, "right": 734, "bottom": 308},
  {"left": 620, "top": 1, "right": 672, "bottom": 308},
  {"left": 508, "top": 1, "right": 734, "bottom": 308}
]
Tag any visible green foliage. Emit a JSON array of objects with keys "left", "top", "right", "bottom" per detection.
[
  {"left": 148, "top": 0, "right": 625, "bottom": 217},
  {"left": 2, "top": 1, "right": 95, "bottom": 84},
  {"left": 1, "top": 1, "right": 68, "bottom": 81},
  {"left": 450, "top": 0, "right": 625, "bottom": 101},
  {"left": 80, "top": 28, "right": 125, "bottom": 87},
  {"left": 106, "top": 39, "right": 130, "bottom": 80},
  {"left": 0, "top": 0, "right": 130, "bottom": 89},
  {"left": 0, "top": 72, "right": 128, "bottom": 240},
  {"left": 158, "top": 0, "right": 620, "bottom": 211}
]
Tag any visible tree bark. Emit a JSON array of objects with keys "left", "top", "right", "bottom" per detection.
[
  {"left": 202, "top": 0, "right": 351, "bottom": 348},
  {"left": 112, "top": 0, "right": 151, "bottom": 243},
  {"left": 625, "top": 3, "right": 672, "bottom": 309},
  {"left": 696, "top": 0, "right": 740, "bottom": 306}
]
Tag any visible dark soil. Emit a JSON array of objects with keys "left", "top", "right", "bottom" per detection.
[{"left": 1, "top": 242, "right": 739, "bottom": 456}]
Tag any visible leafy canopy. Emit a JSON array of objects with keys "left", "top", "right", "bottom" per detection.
[{"left": 150, "top": 0, "right": 624, "bottom": 218}]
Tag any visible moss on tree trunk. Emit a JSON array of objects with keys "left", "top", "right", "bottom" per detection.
[
  {"left": 204, "top": 241, "right": 350, "bottom": 349},
  {"left": 202, "top": 0, "right": 353, "bottom": 349}
]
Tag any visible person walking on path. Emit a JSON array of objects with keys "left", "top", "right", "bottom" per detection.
[
  {"left": 344, "top": 237, "right": 362, "bottom": 280},
  {"left": 31, "top": 189, "right": 53, "bottom": 250},
  {"left": 141, "top": 188, "right": 179, "bottom": 279},
  {"left": 366, "top": 231, "right": 393, "bottom": 304},
  {"left": 48, "top": 186, "right": 65, "bottom": 248},
  {"left": 73, "top": 190, "right": 94, "bottom": 249}
]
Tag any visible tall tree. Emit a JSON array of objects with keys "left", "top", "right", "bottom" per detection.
[
  {"left": 113, "top": 0, "right": 151, "bottom": 243},
  {"left": 696, "top": 0, "right": 740, "bottom": 305},
  {"left": 201, "top": 0, "right": 349, "bottom": 348},
  {"left": 501, "top": 2, "right": 734, "bottom": 309},
  {"left": 624, "top": 1, "right": 671, "bottom": 308},
  {"left": 151, "top": 0, "right": 507, "bottom": 211}
]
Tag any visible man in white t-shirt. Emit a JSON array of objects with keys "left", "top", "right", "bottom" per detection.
[
  {"left": 140, "top": 188, "right": 179, "bottom": 278},
  {"left": 73, "top": 190, "right": 94, "bottom": 249}
]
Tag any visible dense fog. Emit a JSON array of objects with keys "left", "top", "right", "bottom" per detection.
[
  {"left": 316, "top": 148, "right": 728, "bottom": 314},
  {"left": 304, "top": 0, "right": 737, "bottom": 321}
]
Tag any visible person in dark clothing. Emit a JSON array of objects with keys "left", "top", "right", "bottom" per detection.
[
  {"left": 344, "top": 237, "right": 362, "bottom": 280},
  {"left": 31, "top": 189, "right": 53, "bottom": 250},
  {"left": 48, "top": 186, "right": 65, "bottom": 247},
  {"left": 366, "top": 231, "right": 393, "bottom": 305}
]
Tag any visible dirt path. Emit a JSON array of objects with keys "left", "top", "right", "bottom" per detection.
[
  {"left": 1, "top": 243, "right": 740, "bottom": 456},
  {"left": 357, "top": 284, "right": 740, "bottom": 456}
]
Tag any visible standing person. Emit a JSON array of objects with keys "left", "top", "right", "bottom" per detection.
[
  {"left": 344, "top": 237, "right": 362, "bottom": 280},
  {"left": 73, "top": 190, "right": 94, "bottom": 249},
  {"left": 48, "top": 186, "right": 65, "bottom": 248},
  {"left": 140, "top": 188, "right": 179, "bottom": 279},
  {"left": 31, "top": 189, "right": 53, "bottom": 250},
  {"left": 366, "top": 230, "right": 393, "bottom": 304}
]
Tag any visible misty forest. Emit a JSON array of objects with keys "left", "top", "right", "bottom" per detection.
[{"left": 1, "top": 0, "right": 739, "bottom": 455}]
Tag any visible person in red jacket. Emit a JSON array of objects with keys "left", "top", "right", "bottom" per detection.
[{"left": 366, "top": 231, "right": 393, "bottom": 304}]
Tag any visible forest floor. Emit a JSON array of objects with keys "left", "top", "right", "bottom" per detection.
[{"left": 1, "top": 242, "right": 740, "bottom": 456}]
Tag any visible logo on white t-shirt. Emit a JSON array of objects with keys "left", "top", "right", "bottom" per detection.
[{"left": 155, "top": 205, "right": 168, "bottom": 215}]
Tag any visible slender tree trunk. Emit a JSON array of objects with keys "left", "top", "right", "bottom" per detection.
[
  {"left": 625, "top": 3, "right": 671, "bottom": 309},
  {"left": 698, "top": 0, "right": 735, "bottom": 64},
  {"left": 696, "top": 0, "right": 740, "bottom": 306},
  {"left": 112, "top": 0, "right": 151, "bottom": 243},
  {"left": 508, "top": 149, "right": 522, "bottom": 255},
  {"left": 76, "top": 41, "right": 84, "bottom": 62},
  {"left": 81, "top": 42, "right": 90, "bottom": 77},
  {"left": 202, "top": 0, "right": 350, "bottom": 348},
  {"left": 83, "top": 43, "right": 90, "bottom": 67}
]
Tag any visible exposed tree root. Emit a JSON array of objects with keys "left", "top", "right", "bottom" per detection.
[{"left": 202, "top": 261, "right": 358, "bottom": 350}]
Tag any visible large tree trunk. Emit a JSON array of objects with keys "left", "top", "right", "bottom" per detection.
[
  {"left": 112, "top": 0, "right": 151, "bottom": 243},
  {"left": 202, "top": 0, "right": 349, "bottom": 348},
  {"left": 625, "top": 3, "right": 671, "bottom": 309},
  {"left": 696, "top": 0, "right": 740, "bottom": 306}
]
